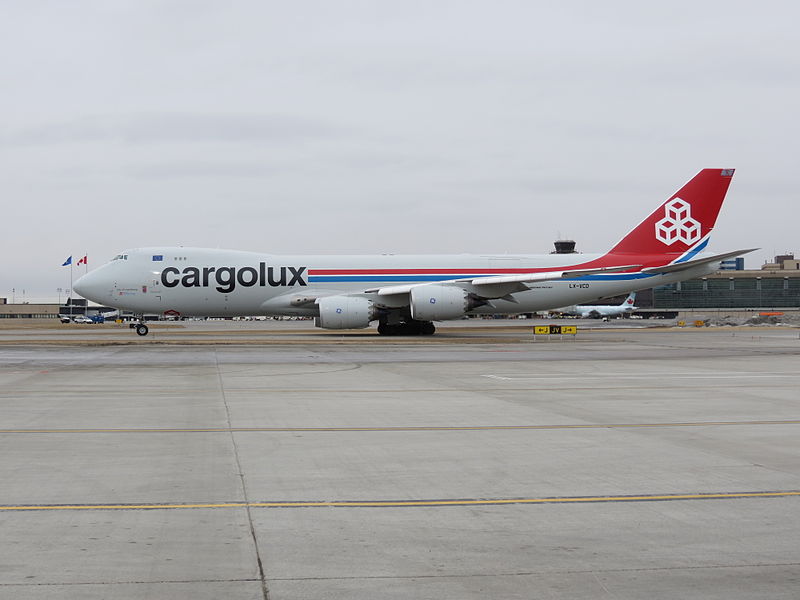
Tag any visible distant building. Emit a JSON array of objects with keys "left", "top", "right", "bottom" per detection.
[
  {"left": 719, "top": 257, "right": 744, "bottom": 270},
  {"left": 654, "top": 270, "right": 800, "bottom": 309},
  {"left": 551, "top": 240, "right": 577, "bottom": 254},
  {"left": 0, "top": 302, "right": 62, "bottom": 319},
  {"left": 761, "top": 253, "right": 799, "bottom": 271},
  {"left": 0, "top": 298, "right": 88, "bottom": 319}
]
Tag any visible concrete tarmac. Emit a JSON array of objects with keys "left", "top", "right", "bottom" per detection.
[{"left": 0, "top": 322, "right": 799, "bottom": 598}]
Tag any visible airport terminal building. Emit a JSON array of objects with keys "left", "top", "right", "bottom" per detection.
[
  {"left": 0, "top": 298, "right": 91, "bottom": 319},
  {"left": 650, "top": 253, "right": 800, "bottom": 310}
]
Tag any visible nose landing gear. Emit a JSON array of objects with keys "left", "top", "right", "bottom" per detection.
[{"left": 129, "top": 315, "right": 149, "bottom": 336}]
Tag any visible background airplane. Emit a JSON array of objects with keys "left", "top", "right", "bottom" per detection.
[
  {"left": 556, "top": 292, "right": 637, "bottom": 319},
  {"left": 74, "top": 169, "right": 753, "bottom": 336}
]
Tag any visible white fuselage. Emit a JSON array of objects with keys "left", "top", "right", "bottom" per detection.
[
  {"left": 566, "top": 304, "right": 636, "bottom": 318},
  {"left": 560, "top": 294, "right": 637, "bottom": 318},
  {"left": 74, "top": 247, "right": 714, "bottom": 318}
]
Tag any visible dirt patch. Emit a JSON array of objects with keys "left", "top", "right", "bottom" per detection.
[
  {"left": 0, "top": 320, "right": 184, "bottom": 330},
  {"left": 702, "top": 313, "right": 800, "bottom": 327}
]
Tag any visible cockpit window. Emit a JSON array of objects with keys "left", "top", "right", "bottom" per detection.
[{"left": 111, "top": 254, "right": 129, "bottom": 261}]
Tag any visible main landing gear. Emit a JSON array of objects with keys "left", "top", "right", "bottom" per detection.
[
  {"left": 377, "top": 320, "right": 435, "bottom": 336},
  {"left": 129, "top": 316, "right": 149, "bottom": 336}
]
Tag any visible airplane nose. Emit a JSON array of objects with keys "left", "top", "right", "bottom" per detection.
[
  {"left": 73, "top": 273, "right": 89, "bottom": 298},
  {"left": 73, "top": 271, "right": 107, "bottom": 303}
]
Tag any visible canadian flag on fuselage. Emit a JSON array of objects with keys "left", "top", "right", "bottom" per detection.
[{"left": 608, "top": 168, "right": 734, "bottom": 257}]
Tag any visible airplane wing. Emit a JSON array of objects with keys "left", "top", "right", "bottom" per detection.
[
  {"left": 460, "top": 264, "right": 642, "bottom": 287},
  {"left": 282, "top": 251, "right": 755, "bottom": 312},
  {"left": 368, "top": 264, "right": 642, "bottom": 300},
  {"left": 365, "top": 249, "right": 755, "bottom": 306},
  {"left": 642, "top": 249, "right": 758, "bottom": 275}
]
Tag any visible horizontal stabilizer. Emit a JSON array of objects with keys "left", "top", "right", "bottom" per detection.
[{"left": 641, "top": 249, "right": 758, "bottom": 275}]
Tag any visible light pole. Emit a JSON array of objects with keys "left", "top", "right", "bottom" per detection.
[{"left": 57, "top": 288, "right": 63, "bottom": 306}]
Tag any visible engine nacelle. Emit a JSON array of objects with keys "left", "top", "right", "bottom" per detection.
[
  {"left": 410, "top": 285, "right": 472, "bottom": 321},
  {"left": 316, "top": 295, "right": 375, "bottom": 329}
]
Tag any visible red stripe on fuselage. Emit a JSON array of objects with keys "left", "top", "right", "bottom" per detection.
[
  {"left": 307, "top": 254, "right": 681, "bottom": 276},
  {"left": 309, "top": 268, "right": 548, "bottom": 275}
]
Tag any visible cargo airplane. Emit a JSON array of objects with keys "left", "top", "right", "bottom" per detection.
[{"left": 74, "top": 169, "right": 753, "bottom": 336}]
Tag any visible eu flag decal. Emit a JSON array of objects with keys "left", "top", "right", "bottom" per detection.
[{"left": 152, "top": 255, "right": 163, "bottom": 262}]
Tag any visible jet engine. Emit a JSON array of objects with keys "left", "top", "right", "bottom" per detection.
[
  {"left": 410, "top": 285, "right": 480, "bottom": 321},
  {"left": 316, "top": 295, "right": 375, "bottom": 329}
]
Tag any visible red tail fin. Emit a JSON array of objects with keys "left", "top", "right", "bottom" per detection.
[{"left": 609, "top": 169, "right": 735, "bottom": 255}]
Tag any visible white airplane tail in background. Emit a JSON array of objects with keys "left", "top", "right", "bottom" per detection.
[{"left": 623, "top": 292, "right": 636, "bottom": 308}]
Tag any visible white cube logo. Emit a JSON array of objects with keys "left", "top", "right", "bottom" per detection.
[{"left": 656, "top": 198, "right": 701, "bottom": 245}]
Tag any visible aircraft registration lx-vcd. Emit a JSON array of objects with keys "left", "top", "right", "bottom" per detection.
[{"left": 74, "top": 169, "right": 754, "bottom": 336}]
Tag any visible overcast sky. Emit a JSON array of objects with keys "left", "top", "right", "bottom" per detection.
[{"left": 2, "top": 1, "right": 798, "bottom": 301}]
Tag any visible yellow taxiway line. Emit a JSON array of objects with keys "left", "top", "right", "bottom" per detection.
[
  {"left": 2, "top": 491, "right": 799, "bottom": 512},
  {"left": 1, "top": 419, "right": 799, "bottom": 435}
]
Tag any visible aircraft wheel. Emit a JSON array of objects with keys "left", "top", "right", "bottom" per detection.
[
  {"left": 135, "top": 324, "right": 149, "bottom": 336},
  {"left": 394, "top": 323, "right": 415, "bottom": 335},
  {"left": 402, "top": 321, "right": 431, "bottom": 336},
  {"left": 378, "top": 322, "right": 396, "bottom": 335},
  {"left": 377, "top": 322, "right": 398, "bottom": 336},
  {"left": 378, "top": 321, "right": 434, "bottom": 336}
]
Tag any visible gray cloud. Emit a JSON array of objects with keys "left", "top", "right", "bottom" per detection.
[
  {"left": 1, "top": 1, "right": 798, "bottom": 300},
  {"left": 0, "top": 113, "right": 344, "bottom": 146},
  {"left": 127, "top": 160, "right": 288, "bottom": 180}
]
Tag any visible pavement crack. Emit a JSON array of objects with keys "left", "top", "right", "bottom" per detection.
[{"left": 215, "top": 347, "right": 270, "bottom": 600}]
